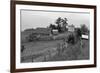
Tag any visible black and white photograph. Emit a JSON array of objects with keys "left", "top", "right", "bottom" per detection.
[
  {"left": 11, "top": 1, "right": 96, "bottom": 72},
  {"left": 21, "top": 9, "right": 90, "bottom": 63}
]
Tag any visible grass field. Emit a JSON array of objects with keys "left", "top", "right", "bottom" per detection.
[
  {"left": 21, "top": 37, "right": 89, "bottom": 62},
  {"left": 21, "top": 29, "right": 90, "bottom": 62},
  {"left": 21, "top": 40, "right": 63, "bottom": 57},
  {"left": 46, "top": 39, "right": 89, "bottom": 61}
]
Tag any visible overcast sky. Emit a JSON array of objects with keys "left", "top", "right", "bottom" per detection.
[{"left": 21, "top": 10, "right": 90, "bottom": 31}]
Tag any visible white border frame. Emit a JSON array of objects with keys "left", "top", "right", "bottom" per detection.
[{"left": 16, "top": 4, "right": 94, "bottom": 69}]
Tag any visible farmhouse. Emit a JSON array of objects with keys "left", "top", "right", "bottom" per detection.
[{"left": 67, "top": 24, "right": 75, "bottom": 32}]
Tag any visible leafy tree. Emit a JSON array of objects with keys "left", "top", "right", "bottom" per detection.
[
  {"left": 49, "top": 24, "right": 53, "bottom": 28},
  {"left": 49, "top": 24, "right": 57, "bottom": 29},
  {"left": 61, "top": 18, "right": 68, "bottom": 32},
  {"left": 55, "top": 17, "right": 62, "bottom": 32},
  {"left": 81, "top": 24, "right": 89, "bottom": 35},
  {"left": 76, "top": 28, "right": 82, "bottom": 38},
  {"left": 55, "top": 17, "right": 68, "bottom": 33},
  {"left": 55, "top": 17, "right": 62, "bottom": 25},
  {"left": 62, "top": 18, "right": 68, "bottom": 27},
  {"left": 57, "top": 24, "right": 62, "bottom": 33},
  {"left": 49, "top": 17, "right": 68, "bottom": 33}
]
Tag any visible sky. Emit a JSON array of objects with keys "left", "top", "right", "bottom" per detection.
[{"left": 21, "top": 10, "right": 90, "bottom": 31}]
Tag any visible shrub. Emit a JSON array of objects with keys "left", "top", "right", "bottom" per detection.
[
  {"left": 67, "top": 34, "right": 75, "bottom": 44},
  {"left": 26, "top": 33, "right": 38, "bottom": 42},
  {"left": 81, "top": 24, "right": 89, "bottom": 35},
  {"left": 75, "top": 28, "right": 82, "bottom": 39}
]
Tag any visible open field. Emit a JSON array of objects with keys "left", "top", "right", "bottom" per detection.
[
  {"left": 46, "top": 39, "right": 89, "bottom": 61},
  {"left": 21, "top": 37, "right": 89, "bottom": 62},
  {"left": 21, "top": 40, "right": 63, "bottom": 57}
]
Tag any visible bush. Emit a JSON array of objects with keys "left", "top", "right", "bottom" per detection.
[
  {"left": 81, "top": 24, "right": 89, "bottom": 35},
  {"left": 75, "top": 28, "right": 82, "bottom": 38},
  {"left": 67, "top": 34, "right": 75, "bottom": 44},
  {"left": 26, "top": 33, "right": 38, "bottom": 42}
]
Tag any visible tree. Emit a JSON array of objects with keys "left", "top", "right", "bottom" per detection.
[
  {"left": 81, "top": 24, "right": 89, "bottom": 35},
  {"left": 62, "top": 18, "right": 68, "bottom": 27},
  {"left": 76, "top": 28, "right": 82, "bottom": 38},
  {"left": 49, "top": 24, "right": 57, "bottom": 29},
  {"left": 55, "top": 17, "right": 68, "bottom": 33},
  {"left": 61, "top": 18, "right": 68, "bottom": 32},
  {"left": 49, "top": 24, "right": 53, "bottom": 28},
  {"left": 55, "top": 17, "right": 62, "bottom": 25},
  {"left": 67, "top": 34, "right": 75, "bottom": 44},
  {"left": 55, "top": 17, "right": 62, "bottom": 32}
]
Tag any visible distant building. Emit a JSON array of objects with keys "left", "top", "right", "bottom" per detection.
[
  {"left": 67, "top": 24, "right": 75, "bottom": 32},
  {"left": 52, "top": 29, "right": 59, "bottom": 35}
]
